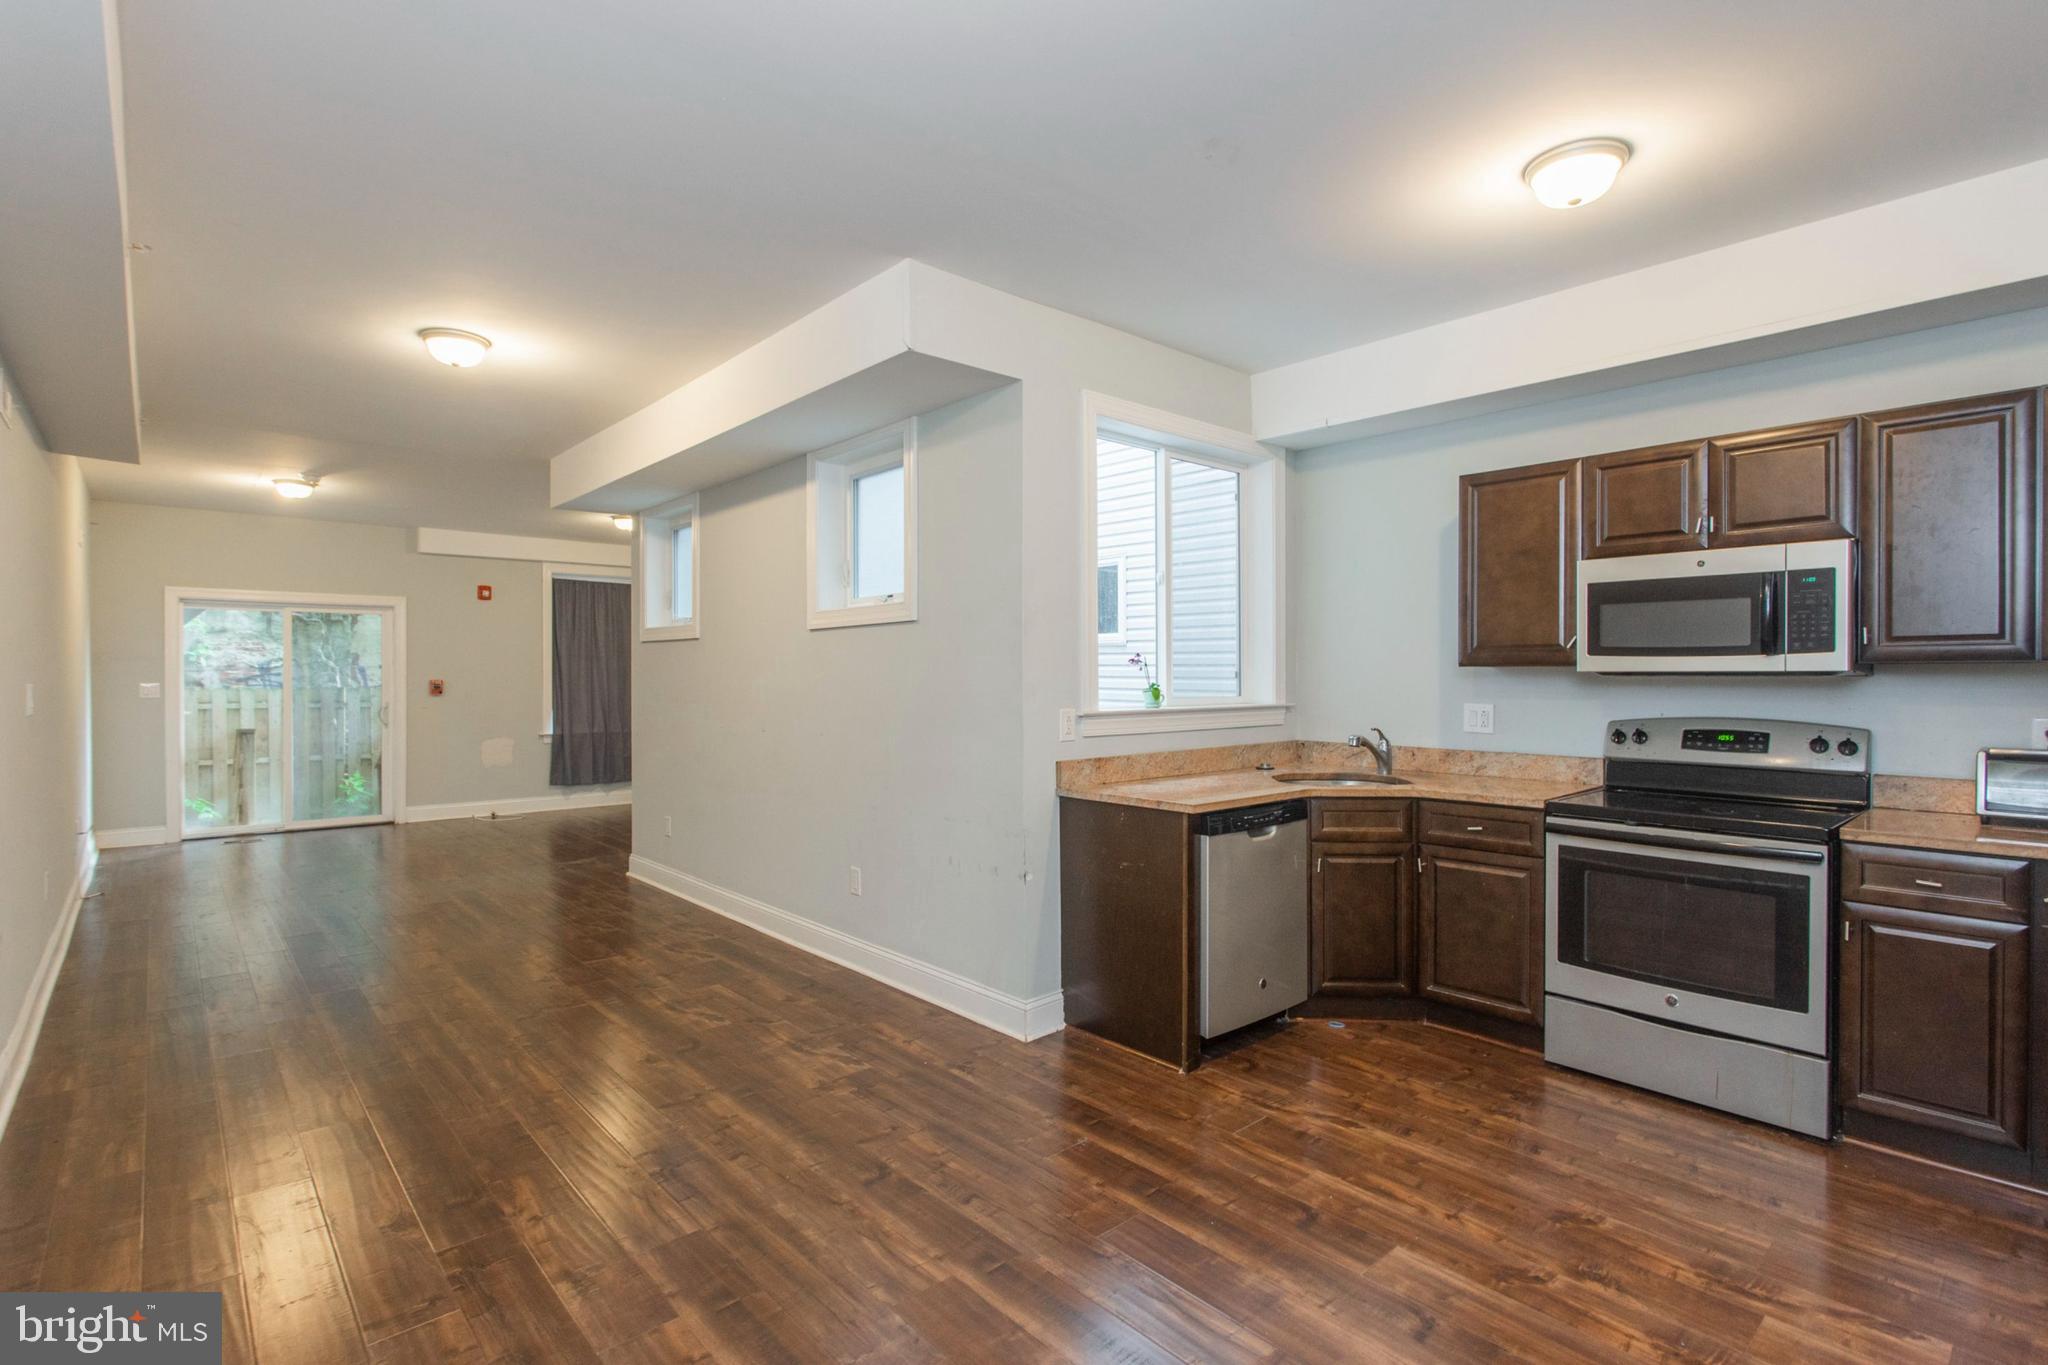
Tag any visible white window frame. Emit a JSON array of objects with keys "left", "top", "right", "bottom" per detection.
[
  {"left": 540, "top": 561, "right": 633, "bottom": 737},
  {"left": 636, "top": 493, "right": 701, "bottom": 642},
  {"left": 1079, "top": 392, "right": 1287, "bottom": 738},
  {"left": 807, "top": 418, "right": 918, "bottom": 629},
  {"left": 1096, "top": 555, "right": 1127, "bottom": 644}
]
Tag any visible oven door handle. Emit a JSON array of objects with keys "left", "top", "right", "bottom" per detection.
[{"left": 1545, "top": 816, "right": 1828, "bottom": 864}]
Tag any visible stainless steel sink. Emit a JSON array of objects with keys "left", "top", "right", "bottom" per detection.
[{"left": 1268, "top": 771, "right": 1408, "bottom": 786}]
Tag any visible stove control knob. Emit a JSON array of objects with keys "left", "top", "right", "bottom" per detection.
[
  {"left": 1610, "top": 727, "right": 1628, "bottom": 745},
  {"left": 1808, "top": 735, "right": 1830, "bottom": 754},
  {"left": 1630, "top": 728, "right": 1649, "bottom": 745},
  {"left": 1836, "top": 737, "right": 1860, "bottom": 757}
]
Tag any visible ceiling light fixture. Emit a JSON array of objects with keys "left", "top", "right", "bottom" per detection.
[
  {"left": 1522, "top": 138, "right": 1631, "bottom": 210},
  {"left": 274, "top": 475, "right": 319, "bottom": 499},
  {"left": 611, "top": 515, "right": 634, "bottom": 531},
  {"left": 418, "top": 327, "right": 492, "bottom": 368}
]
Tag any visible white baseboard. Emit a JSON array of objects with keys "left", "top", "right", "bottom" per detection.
[
  {"left": 404, "top": 788, "right": 631, "bottom": 823},
  {"left": 627, "top": 854, "right": 1064, "bottom": 1043},
  {"left": 94, "top": 825, "right": 170, "bottom": 849},
  {"left": 0, "top": 836, "right": 97, "bottom": 1142}
]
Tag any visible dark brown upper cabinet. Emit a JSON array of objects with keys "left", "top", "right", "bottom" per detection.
[
  {"left": 1457, "top": 459, "right": 1581, "bottom": 666},
  {"left": 1706, "top": 418, "right": 1857, "bottom": 547},
  {"left": 1582, "top": 441, "right": 1710, "bottom": 558},
  {"left": 1859, "top": 389, "right": 2041, "bottom": 661}
]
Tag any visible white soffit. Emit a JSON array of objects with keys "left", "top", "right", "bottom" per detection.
[
  {"left": 550, "top": 262, "right": 1012, "bottom": 510},
  {"left": 1253, "top": 157, "right": 2048, "bottom": 449},
  {"left": 0, "top": 0, "right": 141, "bottom": 462},
  {"left": 413, "top": 527, "right": 630, "bottom": 567}
]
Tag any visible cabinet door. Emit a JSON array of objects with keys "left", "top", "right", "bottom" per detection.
[
  {"left": 1418, "top": 848, "right": 1543, "bottom": 1024},
  {"left": 1582, "top": 442, "right": 1710, "bottom": 558},
  {"left": 1458, "top": 459, "right": 1581, "bottom": 666},
  {"left": 1859, "top": 389, "right": 2041, "bottom": 661},
  {"left": 1311, "top": 845, "right": 1414, "bottom": 997},
  {"left": 1706, "top": 418, "right": 1856, "bottom": 547},
  {"left": 1840, "top": 903, "right": 2028, "bottom": 1149}
]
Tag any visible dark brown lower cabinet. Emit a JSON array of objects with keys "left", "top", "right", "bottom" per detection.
[
  {"left": 1311, "top": 844, "right": 1414, "bottom": 997},
  {"left": 1418, "top": 845, "right": 1544, "bottom": 1025},
  {"left": 1839, "top": 901, "right": 2029, "bottom": 1149}
]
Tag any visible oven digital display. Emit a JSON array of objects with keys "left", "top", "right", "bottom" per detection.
[{"left": 1682, "top": 728, "right": 1770, "bottom": 754}]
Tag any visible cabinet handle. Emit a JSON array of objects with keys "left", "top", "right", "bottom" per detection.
[{"left": 1913, "top": 878, "right": 1944, "bottom": 889}]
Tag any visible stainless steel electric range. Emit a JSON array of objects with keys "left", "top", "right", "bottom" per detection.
[{"left": 1543, "top": 716, "right": 1872, "bottom": 1138}]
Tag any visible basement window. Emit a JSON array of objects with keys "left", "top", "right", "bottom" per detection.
[
  {"left": 807, "top": 419, "right": 917, "bottom": 629},
  {"left": 1081, "top": 393, "right": 1285, "bottom": 735},
  {"left": 638, "top": 494, "right": 700, "bottom": 641}
]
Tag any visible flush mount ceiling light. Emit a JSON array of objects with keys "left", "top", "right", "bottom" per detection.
[
  {"left": 611, "top": 515, "right": 634, "bottom": 531},
  {"left": 1522, "top": 138, "right": 1631, "bottom": 209},
  {"left": 273, "top": 475, "right": 319, "bottom": 499},
  {"left": 418, "top": 327, "right": 492, "bottom": 368}
]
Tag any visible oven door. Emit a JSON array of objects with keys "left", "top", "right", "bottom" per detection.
[
  {"left": 1577, "top": 544, "right": 1785, "bottom": 673},
  {"left": 1545, "top": 818, "right": 1828, "bottom": 1056}
]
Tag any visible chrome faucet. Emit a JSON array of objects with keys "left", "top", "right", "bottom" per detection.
[{"left": 1346, "top": 728, "right": 1394, "bottom": 776}]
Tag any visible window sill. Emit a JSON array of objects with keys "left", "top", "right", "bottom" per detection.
[
  {"left": 809, "top": 600, "right": 916, "bottom": 631},
  {"left": 640, "top": 620, "right": 700, "bottom": 643},
  {"left": 1077, "top": 703, "right": 1290, "bottom": 738}
]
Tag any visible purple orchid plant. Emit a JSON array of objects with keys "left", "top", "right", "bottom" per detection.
[{"left": 1128, "top": 652, "right": 1164, "bottom": 707}]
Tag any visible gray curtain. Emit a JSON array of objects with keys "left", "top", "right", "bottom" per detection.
[{"left": 550, "top": 578, "right": 631, "bottom": 786}]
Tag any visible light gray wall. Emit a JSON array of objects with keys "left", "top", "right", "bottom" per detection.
[
  {"left": 88, "top": 503, "right": 622, "bottom": 831},
  {"left": 630, "top": 385, "right": 1033, "bottom": 993},
  {"left": 1290, "top": 305, "right": 2048, "bottom": 778},
  {"left": 0, "top": 386, "right": 92, "bottom": 1095}
]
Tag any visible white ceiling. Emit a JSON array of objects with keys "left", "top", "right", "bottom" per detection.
[{"left": 76, "top": 0, "right": 2048, "bottom": 535}]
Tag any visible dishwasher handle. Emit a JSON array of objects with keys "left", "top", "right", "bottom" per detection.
[{"left": 1196, "top": 800, "right": 1307, "bottom": 838}]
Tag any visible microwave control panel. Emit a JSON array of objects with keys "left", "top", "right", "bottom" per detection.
[{"left": 1784, "top": 568, "right": 1837, "bottom": 654}]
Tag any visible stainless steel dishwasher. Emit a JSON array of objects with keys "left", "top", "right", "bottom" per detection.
[{"left": 1197, "top": 799, "right": 1310, "bottom": 1038}]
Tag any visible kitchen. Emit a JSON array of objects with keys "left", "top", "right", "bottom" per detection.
[{"left": 1061, "top": 357, "right": 2048, "bottom": 1196}]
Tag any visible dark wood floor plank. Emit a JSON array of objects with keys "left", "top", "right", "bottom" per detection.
[
  {"left": 1, "top": 808, "right": 2042, "bottom": 1363},
  {"left": 439, "top": 1229, "right": 603, "bottom": 1365},
  {"left": 140, "top": 1100, "right": 239, "bottom": 1289},
  {"left": 299, "top": 1113, "right": 460, "bottom": 1343},
  {"left": 215, "top": 1046, "right": 311, "bottom": 1197},
  {"left": 235, "top": 1178, "right": 369, "bottom": 1365}
]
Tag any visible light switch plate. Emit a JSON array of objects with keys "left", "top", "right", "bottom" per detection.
[{"left": 1462, "top": 702, "right": 1494, "bottom": 735}]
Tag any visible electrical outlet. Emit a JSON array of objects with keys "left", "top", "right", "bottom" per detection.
[
  {"left": 1462, "top": 702, "right": 1494, "bottom": 735},
  {"left": 2033, "top": 718, "right": 2048, "bottom": 749},
  {"left": 1058, "top": 708, "right": 1077, "bottom": 742},
  {"left": 849, "top": 865, "right": 862, "bottom": 896}
]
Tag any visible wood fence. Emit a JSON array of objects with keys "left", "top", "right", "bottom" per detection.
[{"left": 183, "top": 685, "right": 383, "bottom": 826}]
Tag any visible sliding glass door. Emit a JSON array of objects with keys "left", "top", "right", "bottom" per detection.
[{"left": 177, "top": 596, "right": 399, "bottom": 838}]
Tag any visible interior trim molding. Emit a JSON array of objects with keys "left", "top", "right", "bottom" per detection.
[
  {"left": 0, "top": 836, "right": 96, "bottom": 1142},
  {"left": 94, "top": 824, "right": 171, "bottom": 849},
  {"left": 627, "top": 853, "right": 1064, "bottom": 1043},
  {"left": 403, "top": 789, "right": 632, "bottom": 823}
]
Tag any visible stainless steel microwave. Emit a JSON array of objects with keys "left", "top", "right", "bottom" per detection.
[{"left": 1576, "top": 539, "right": 1857, "bottom": 674}]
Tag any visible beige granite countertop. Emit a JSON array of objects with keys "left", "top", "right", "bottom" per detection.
[
  {"left": 1842, "top": 808, "right": 2048, "bottom": 860},
  {"left": 1056, "top": 741, "right": 1599, "bottom": 814}
]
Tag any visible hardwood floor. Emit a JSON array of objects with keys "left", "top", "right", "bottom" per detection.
[{"left": 4, "top": 807, "right": 2046, "bottom": 1362}]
